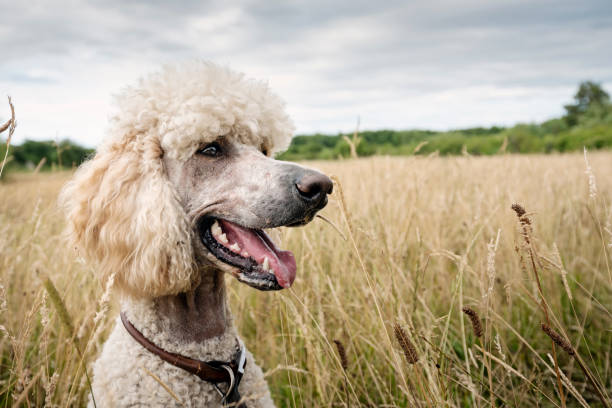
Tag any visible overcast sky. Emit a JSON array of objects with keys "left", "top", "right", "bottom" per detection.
[{"left": 1, "top": 0, "right": 611, "bottom": 147}]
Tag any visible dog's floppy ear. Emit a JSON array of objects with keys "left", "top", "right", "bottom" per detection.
[{"left": 60, "top": 132, "right": 196, "bottom": 298}]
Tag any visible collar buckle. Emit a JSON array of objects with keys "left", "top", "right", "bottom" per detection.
[{"left": 213, "top": 342, "right": 247, "bottom": 408}]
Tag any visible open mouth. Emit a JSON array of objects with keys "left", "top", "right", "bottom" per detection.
[{"left": 199, "top": 218, "right": 297, "bottom": 291}]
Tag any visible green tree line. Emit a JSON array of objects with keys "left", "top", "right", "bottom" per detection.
[
  {"left": 0, "top": 139, "right": 94, "bottom": 174},
  {"left": 277, "top": 81, "right": 612, "bottom": 160}
]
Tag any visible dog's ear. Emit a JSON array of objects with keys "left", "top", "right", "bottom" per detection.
[{"left": 59, "top": 133, "right": 196, "bottom": 298}]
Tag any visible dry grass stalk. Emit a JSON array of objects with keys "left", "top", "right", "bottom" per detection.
[
  {"left": 461, "top": 307, "right": 483, "bottom": 338},
  {"left": 0, "top": 96, "right": 16, "bottom": 178},
  {"left": 44, "top": 371, "right": 59, "bottom": 406},
  {"left": 497, "top": 136, "right": 508, "bottom": 154},
  {"left": 551, "top": 243, "right": 573, "bottom": 300},
  {"left": 342, "top": 115, "right": 361, "bottom": 159},
  {"left": 43, "top": 276, "right": 97, "bottom": 407},
  {"left": 315, "top": 214, "right": 347, "bottom": 241},
  {"left": 512, "top": 204, "right": 609, "bottom": 408},
  {"left": 511, "top": 203, "right": 566, "bottom": 407},
  {"left": 331, "top": 175, "right": 409, "bottom": 390},
  {"left": 141, "top": 365, "right": 185, "bottom": 407},
  {"left": 422, "top": 335, "right": 514, "bottom": 406},
  {"left": 412, "top": 140, "right": 428, "bottom": 154},
  {"left": 493, "top": 333, "right": 505, "bottom": 362},
  {"left": 545, "top": 353, "right": 590, "bottom": 408},
  {"left": 542, "top": 325, "right": 611, "bottom": 407},
  {"left": 12, "top": 370, "right": 43, "bottom": 406},
  {"left": 33, "top": 157, "right": 47, "bottom": 175},
  {"left": 43, "top": 277, "right": 75, "bottom": 335},
  {"left": 583, "top": 147, "right": 598, "bottom": 199},
  {"left": 0, "top": 97, "right": 14, "bottom": 134},
  {"left": 393, "top": 324, "right": 419, "bottom": 364},
  {"left": 483, "top": 230, "right": 500, "bottom": 301},
  {"left": 0, "top": 118, "right": 12, "bottom": 133},
  {"left": 0, "top": 281, "right": 7, "bottom": 313}
]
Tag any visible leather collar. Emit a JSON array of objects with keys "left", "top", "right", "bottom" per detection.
[{"left": 120, "top": 311, "right": 247, "bottom": 406}]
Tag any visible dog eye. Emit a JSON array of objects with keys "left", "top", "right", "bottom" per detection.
[
  {"left": 262, "top": 149, "right": 268, "bottom": 156},
  {"left": 196, "top": 143, "right": 221, "bottom": 157}
]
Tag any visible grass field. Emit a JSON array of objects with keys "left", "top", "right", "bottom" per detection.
[{"left": 1, "top": 152, "right": 611, "bottom": 407}]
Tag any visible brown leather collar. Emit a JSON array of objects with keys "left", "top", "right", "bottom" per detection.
[{"left": 120, "top": 311, "right": 247, "bottom": 406}]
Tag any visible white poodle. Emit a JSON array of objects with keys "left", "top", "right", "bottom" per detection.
[{"left": 60, "top": 62, "right": 332, "bottom": 407}]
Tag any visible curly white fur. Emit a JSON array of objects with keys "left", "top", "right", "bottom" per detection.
[{"left": 60, "top": 62, "right": 295, "bottom": 407}]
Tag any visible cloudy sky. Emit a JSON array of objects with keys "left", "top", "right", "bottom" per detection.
[{"left": 1, "top": 0, "right": 611, "bottom": 147}]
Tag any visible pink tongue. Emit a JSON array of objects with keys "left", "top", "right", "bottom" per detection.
[{"left": 218, "top": 220, "right": 297, "bottom": 288}]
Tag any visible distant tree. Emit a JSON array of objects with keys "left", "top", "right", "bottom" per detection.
[
  {"left": 11, "top": 139, "right": 93, "bottom": 169},
  {"left": 564, "top": 81, "right": 610, "bottom": 126}
]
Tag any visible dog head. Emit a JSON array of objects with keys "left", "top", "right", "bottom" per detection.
[{"left": 60, "top": 62, "right": 331, "bottom": 297}]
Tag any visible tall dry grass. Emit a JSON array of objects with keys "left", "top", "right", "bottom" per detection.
[{"left": 1, "top": 152, "right": 611, "bottom": 407}]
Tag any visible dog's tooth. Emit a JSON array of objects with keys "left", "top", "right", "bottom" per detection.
[
  {"left": 241, "top": 251, "right": 249, "bottom": 258},
  {"left": 219, "top": 233, "right": 228, "bottom": 244},
  {"left": 211, "top": 221, "right": 222, "bottom": 236},
  {"left": 262, "top": 256, "right": 270, "bottom": 271},
  {"left": 229, "top": 243, "right": 241, "bottom": 252}
]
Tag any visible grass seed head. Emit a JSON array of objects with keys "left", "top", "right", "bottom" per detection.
[
  {"left": 462, "top": 307, "right": 483, "bottom": 338},
  {"left": 511, "top": 203, "right": 531, "bottom": 225},
  {"left": 511, "top": 203, "right": 526, "bottom": 217},
  {"left": 541, "top": 324, "right": 574, "bottom": 356},
  {"left": 333, "top": 340, "right": 348, "bottom": 370},
  {"left": 393, "top": 324, "right": 419, "bottom": 364},
  {"left": 43, "top": 277, "right": 74, "bottom": 335}
]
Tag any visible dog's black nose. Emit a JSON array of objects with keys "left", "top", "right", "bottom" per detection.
[{"left": 296, "top": 173, "right": 333, "bottom": 201}]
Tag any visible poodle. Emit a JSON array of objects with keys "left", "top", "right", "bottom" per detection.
[{"left": 60, "top": 62, "right": 332, "bottom": 407}]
